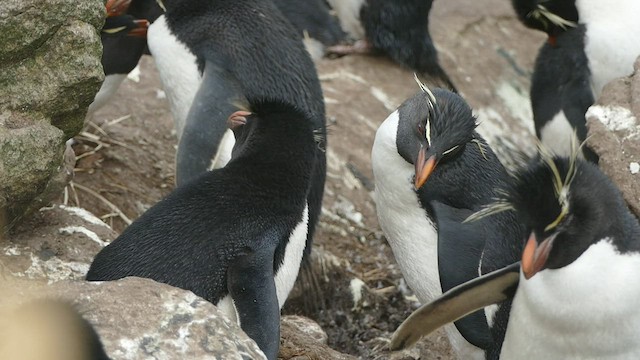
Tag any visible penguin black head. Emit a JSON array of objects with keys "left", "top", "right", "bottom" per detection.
[
  {"left": 395, "top": 76, "right": 477, "bottom": 189},
  {"left": 473, "top": 146, "right": 638, "bottom": 280},
  {"left": 511, "top": 0, "right": 578, "bottom": 45}
]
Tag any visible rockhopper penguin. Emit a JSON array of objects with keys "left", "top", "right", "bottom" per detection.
[
  {"left": 147, "top": 0, "right": 327, "bottom": 261},
  {"left": 86, "top": 98, "right": 318, "bottom": 360},
  {"left": 512, "top": 0, "right": 640, "bottom": 160},
  {"left": 391, "top": 148, "right": 640, "bottom": 358},
  {"left": 372, "top": 77, "right": 523, "bottom": 359}
]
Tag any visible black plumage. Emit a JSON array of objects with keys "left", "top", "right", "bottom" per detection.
[
  {"left": 87, "top": 99, "right": 317, "bottom": 360},
  {"left": 272, "top": 0, "right": 345, "bottom": 46},
  {"left": 511, "top": 0, "right": 578, "bottom": 39},
  {"left": 164, "top": 0, "right": 326, "bottom": 260},
  {"left": 360, "top": 0, "right": 456, "bottom": 91}
]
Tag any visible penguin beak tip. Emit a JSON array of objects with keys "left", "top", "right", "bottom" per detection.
[{"left": 414, "top": 151, "right": 436, "bottom": 190}]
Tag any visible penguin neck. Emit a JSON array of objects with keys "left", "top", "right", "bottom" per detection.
[{"left": 502, "top": 238, "right": 640, "bottom": 358}]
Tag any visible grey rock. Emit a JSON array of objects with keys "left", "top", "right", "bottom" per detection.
[
  {"left": 0, "top": 0, "right": 104, "bottom": 232},
  {"left": 0, "top": 277, "right": 267, "bottom": 360},
  {"left": 1, "top": 205, "right": 116, "bottom": 282},
  {"left": 586, "top": 56, "right": 640, "bottom": 218}
]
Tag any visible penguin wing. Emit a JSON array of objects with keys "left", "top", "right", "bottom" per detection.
[
  {"left": 431, "top": 201, "right": 493, "bottom": 349},
  {"left": 227, "top": 243, "right": 280, "bottom": 360},
  {"left": 176, "top": 59, "right": 247, "bottom": 185},
  {"left": 389, "top": 262, "right": 520, "bottom": 351}
]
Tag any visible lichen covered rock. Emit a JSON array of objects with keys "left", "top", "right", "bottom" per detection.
[
  {"left": 0, "top": 0, "right": 104, "bottom": 232},
  {"left": 586, "top": 57, "right": 640, "bottom": 218}
]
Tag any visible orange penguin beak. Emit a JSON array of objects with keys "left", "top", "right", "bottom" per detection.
[
  {"left": 521, "top": 232, "right": 557, "bottom": 279},
  {"left": 414, "top": 147, "right": 437, "bottom": 190}
]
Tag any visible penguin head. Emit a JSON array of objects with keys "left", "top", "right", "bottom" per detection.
[
  {"left": 511, "top": 0, "right": 578, "bottom": 44},
  {"left": 481, "top": 150, "right": 629, "bottom": 280},
  {"left": 395, "top": 76, "right": 477, "bottom": 190}
]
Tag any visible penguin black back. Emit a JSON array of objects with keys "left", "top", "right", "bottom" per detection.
[
  {"left": 164, "top": 0, "right": 326, "bottom": 260},
  {"left": 164, "top": 0, "right": 325, "bottom": 123},
  {"left": 87, "top": 98, "right": 316, "bottom": 360}
]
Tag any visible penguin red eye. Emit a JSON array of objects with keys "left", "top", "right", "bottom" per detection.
[{"left": 417, "top": 123, "right": 425, "bottom": 135}]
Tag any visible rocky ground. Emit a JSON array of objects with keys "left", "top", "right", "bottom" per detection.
[{"left": 4, "top": 0, "right": 639, "bottom": 359}]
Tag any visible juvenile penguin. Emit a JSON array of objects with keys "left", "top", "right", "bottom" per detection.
[
  {"left": 326, "top": 0, "right": 457, "bottom": 91},
  {"left": 391, "top": 150, "right": 640, "bottom": 358},
  {"left": 86, "top": 98, "right": 317, "bottom": 360},
  {"left": 371, "top": 78, "right": 523, "bottom": 359},
  {"left": 147, "top": 0, "right": 326, "bottom": 259}
]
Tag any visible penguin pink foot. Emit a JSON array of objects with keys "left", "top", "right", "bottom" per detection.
[
  {"left": 227, "top": 111, "right": 252, "bottom": 129},
  {"left": 326, "top": 39, "right": 373, "bottom": 55},
  {"left": 105, "top": 0, "right": 132, "bottom": 18}
]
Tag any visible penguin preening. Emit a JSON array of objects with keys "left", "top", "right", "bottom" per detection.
[
  {"left": 325, "top": 0, "right": 457, "bottom": 91},
  {"left": 371, "top": 77, "right": 523, "bottom": 359},
  {"left": 147, "top": 0, "right": 326, "bottom": 262},
  {"left": 87, "top": 98, "right": 318, "bottom": 360},
  {"left": 0, "top": 300, "right": 111, "bottom": 360},
  {"left": 512, "top": 0, "right": 640, "bottom": 161},
  {"left": 391, "top": 148, "right": 640, "bottom": 359}
]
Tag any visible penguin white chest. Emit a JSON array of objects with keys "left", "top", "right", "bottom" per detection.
[
  {"left": 274, "top": 204, "right": 309, "bottom": 308},
  {"left": 576, "top": 0, "right": 640, "bottom": 96},
  {"left": 147, "top": 15, "right": 201, "bottom": 138},
  {"left": 372, "top": 111, "right": 440, "bottom": 302},
  {"left": 502, "top": 239, "right": 640, "bottom": 359}
]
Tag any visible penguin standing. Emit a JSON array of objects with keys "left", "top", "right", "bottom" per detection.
[
  {"left": 530, "top": 25, "right": 597, "bottom": 161},
  {"left": 371, "top": 78, "right": 523, "bottom": 359},
  {"left": 147, "top": 0, "right": 326, "bottom": 261},
  {"left": 391, "top": 150, "right": 640, "bottom": 358},
  {"left": 326, "top": 0, "right": 457, "bottom": 91},
  {"left": 512, "top": 0, "right": 640, "bottom": 160},
  {"left": 87, "top": 0, "right": 163, "bottom": 117},
  {"left": 87, "top": 98, "right": 318, "bottom": 360}
]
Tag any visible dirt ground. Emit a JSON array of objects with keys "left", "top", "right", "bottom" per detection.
[{"left": 43, "top": 0, "right": 546, "bottom": 358}]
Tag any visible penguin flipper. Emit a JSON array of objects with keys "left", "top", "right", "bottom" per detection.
[
  {"left": 176, "top": 59, "right": 247, "bottom": 185},
  {"left": 432, "top": 202, "right": 493, "bottom": 349},
  {"left": 227, "top": 246, "right": 280, "bottom": 360},
  {"left": 389, "top": 262, "right": 520, "bottom": 351}
]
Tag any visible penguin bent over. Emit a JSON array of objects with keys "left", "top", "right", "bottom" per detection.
[
  {"left": 391, "top": 149, "right": 640, "bottom": 358},
  {"left": 372, "top": 78, "right": 523, "bottom": 359},
  {"left": 147, "top": 0, "right": 327, "bottom": 261},
  {"left": 86, "top": 98, "right": 317, "bottom": 360}
]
